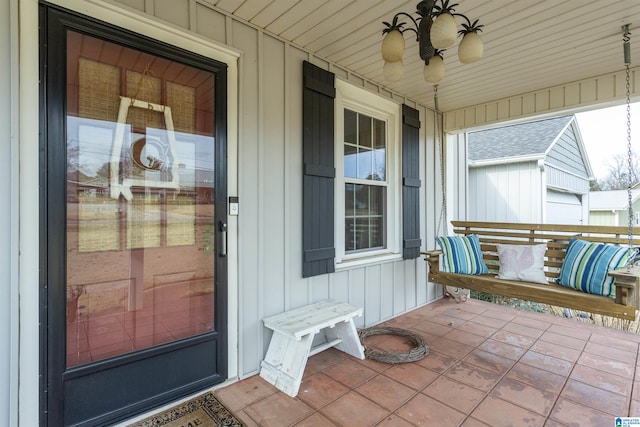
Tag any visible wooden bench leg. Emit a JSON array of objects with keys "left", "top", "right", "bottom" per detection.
[
  {"left": 260, "top": 331, "right": 314, "bottom": 397},
  {"left": 325, "top": 319, "right": 365, "bottom": 359}
]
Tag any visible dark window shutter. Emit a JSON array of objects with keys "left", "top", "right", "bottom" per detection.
[
  {"left": 402, "top": 104, "right": 421, "bottom": 259},
  {"left": 302, "top": 61, "right": 336, "bottom": 277}
]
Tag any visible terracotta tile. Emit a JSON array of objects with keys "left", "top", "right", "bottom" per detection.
[
  {"left": 305, "top": 348, "right": 347, "bottom": 375},
  {"left": 411, "top": 319, "right": 455, "bottom": 336},
  {"left": 549, "top": 396, "right": 616, "bottom": 426},
  {"left": 461, "top": 418, "right": 492, "bottom": 427},
  {"left": 445, "top": 361, "right": 502, "bottom": 392},
  {"left": 445, "top": 328, "right": 488, "bottom": 347},
  {"left": 456, "top": 300, "right": 490, "bottom": 315},
  {"left": 471, "top": 315, "right": 510, "bottom": 329},
  {"left": 375, "top": 414, "right": 414, "bottom": 427},
  {"left": 464, "top": 349, "right": 515, "bottom": 376},
  {"left": 394, "top": 393, "right": 466, "bottom": 426},
  {"left": 297, "top": 372, "right": 349, "bottom": 409},
  {"left": 570, "top": 364, "right": 632, "bottom": 396},
  {"left": 584, "top": 341, "right": 637, "bottom": 364},
  {"left": 483, "top": 309, "right": 517, "bottom": 321},
  {"left": 543, "top": 419, "right": 568, "bottom": 427},
  {"left": 382, "top": 362, "right": 438, "bottom": 390},
  {"left": 529, "top": 340, "right": 581, "bottom": 363},
  {"left": 234, "top": 409, "right": 260, "bottom": 427},
  {"left": 492, "top": 377, "right": 557, "bottom": 416},
  {"left": 520, "top": 351, "right": 574, "bottom": 376},
  {"left": 422, "top": 376, "right": 486, "bottom": 414},
  {"left": 462, "top": 321, "right": 499, "bottom": 338},
  {"left": 383, "top": 313, "right": 425, "bottom": 329},
  {"left": 213, "top": 376, "right": 277, "bottom": 412},
  {"left": 416, "top": 350, "right": 457, "bottom": 373},
  {"left": 511, "top": 316, "right": 552, "bottom": 331},
  {"left": 577, "top": 352, "right": 635, "bottom": 378},
  {"left": 442, "top": 307, "right": 479, "bottom": 321},
  {"left": 323, "top": 358, "right": 378, "bottom": 388},
  {"left": 428, "top": 313, "right": 466, "bottom": 328},
  {"left": 502, "top": 322, "right": 545, "bottom": 339},
  {"left": 539, "top": 331, "right": 586, "bottom": 351},
  {"left": 490, "top": 330, "right": 536, "bottom": 348},
  {"left": 471, "top": 395, "right": 546, "bottom": 426},
  {"left": 407, "top": 327, "right": 441, "bottom": 346},
  {"left": 429, "top": 336, "right": 475, "bottom": 359},
  {"left": 560, "top": 379, "right": 629, "bottom": 416},
  {"left": 478, "top": 339, "right": 527, "bottom": 360},
  {"left": 547, "top": 324, "right": 591, "bottom": 340},
  {"left": 630, "top": 398, "right": 640, "bottom": 416},
  {"left": 356, "top": 374, "right": 415, "bottom": 411},
  {"left": 244, "top": 392, "right": 313, "bottom": 427},
  {"left": 506, "top": 363, "right": 566, "bottom": 395},
  {"left": 293, "top": 412, "right": 339, "bottom": 426},
  {"left": 353, "top": 355, "right": 392, "bottom": 373},
  {"left": 320, "top": 391, "right": 388, "bottom": 427},
  {"left": 589, "top": 332, "right": 640, "bottom": 353}
]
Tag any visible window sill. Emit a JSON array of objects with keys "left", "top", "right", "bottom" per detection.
[{"left": 335, "top": 252, "right": 403, "bottom": 271}]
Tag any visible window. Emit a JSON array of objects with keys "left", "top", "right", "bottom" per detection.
[{"left": 335, "top": 80, "right": 401, "bottom": 265}]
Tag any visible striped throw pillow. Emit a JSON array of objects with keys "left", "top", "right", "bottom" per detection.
[
  {"left": 556, "top": 238, "right": 637, "bottom": 297},
  {"left": 437, "top": 235, "right": 489, "bottom": 275}
]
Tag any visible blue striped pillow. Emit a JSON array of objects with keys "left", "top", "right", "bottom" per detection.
[
  {"left": 557, "top": 238, "right": 637, "bottom": 296},
  {"left": 437, "top": 235, "right": 489, "bottom": 275}
]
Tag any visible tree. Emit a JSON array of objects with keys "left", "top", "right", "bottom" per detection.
[{"left": 594, "top": 151, "right": 640, "bottom": 190}]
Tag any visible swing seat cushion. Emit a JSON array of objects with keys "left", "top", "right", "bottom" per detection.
[
  {"left": 496, "top": 243, "right": 548, "bottom": 284},
  {"left": 437, "top": 234, "right": 489, "bottom": 275},
  {"left": 557, "top": 238, "right": 637, "bottom": 296}
]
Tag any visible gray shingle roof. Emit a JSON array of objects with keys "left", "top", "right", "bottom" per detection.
[{"left": 468, "top": 115, "right": 574, "bottom": 161}]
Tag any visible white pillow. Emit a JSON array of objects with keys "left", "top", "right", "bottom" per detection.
[{"left": 496, "top": 243, "right": 548, "bottom": 284}]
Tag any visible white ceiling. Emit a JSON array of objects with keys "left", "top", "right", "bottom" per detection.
[{"left": 206, "top": 0, "right": 640, "bottom": 113}]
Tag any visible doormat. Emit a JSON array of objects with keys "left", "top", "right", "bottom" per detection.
[{"left": 128, "top": 391, "right": 245, "bottom": 427}]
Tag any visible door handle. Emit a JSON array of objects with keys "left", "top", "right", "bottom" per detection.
[{"left": 219, "top": 221, "right": 227, "bottom": 257}]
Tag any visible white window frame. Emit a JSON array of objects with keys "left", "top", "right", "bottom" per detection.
[{"left": 334, "top": 79, "right": 401, "bottom": 268}]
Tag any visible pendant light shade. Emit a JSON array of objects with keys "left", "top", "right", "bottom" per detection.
[
  {"left": 381, "top": 29, "right": 405, "bottom": 62},
  {"left": 423, "top": 56, "right": 445, "bottom": 83},
  {"left": 458, "top": 32, "right": 484, "bottom": 64},
  {"left": 383, "top": 60, "right": 404, "bottom": 81},
  {"left": 380, "top": 1, "right": 484, "bottom": 85},
  {"left": 430, "top": 13, "right": 457, "bottom": 49}
]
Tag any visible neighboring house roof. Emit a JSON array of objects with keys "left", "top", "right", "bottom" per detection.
[
  {"left": 589, "top": 189, "right": 640, "bottom": 211},
  {"left": 468, "top": 115, "right": 573, "bottom": 162}
]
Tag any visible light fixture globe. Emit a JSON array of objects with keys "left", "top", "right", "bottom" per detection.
[
  {"left": 430, "top": 13, "right": 457, "bottom": 49},
  {"left": 423, "top": 56, "right": 445, "bottom": 83},
  {"left": 381, "top": 29, "right": 405, "bottom": 62},
  {"left": 383, "top": 60, "right": 404, "bottom": 81},
  {"left": 458, "top": 32, "right": 484, "bottom": 64}
]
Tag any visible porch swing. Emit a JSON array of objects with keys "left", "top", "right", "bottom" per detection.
[{"left": 423, "top": 25, "right": 640, "bottom": 321}]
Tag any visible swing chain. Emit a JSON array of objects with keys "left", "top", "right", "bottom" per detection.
[
  {"left": 435, "top": 85, "right": 448, "bottom": 243},
  {"left": 623, "top": 25, "right": 634, "bottom": 257}
]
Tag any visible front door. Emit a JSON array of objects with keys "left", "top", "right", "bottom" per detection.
[{"left": 40, "top": 5, "right": 228, "bottom": 426}]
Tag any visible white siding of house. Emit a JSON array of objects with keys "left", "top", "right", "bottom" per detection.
[
  {"left": 590, "top": 210, "right": 618, "bottom": 226},
  {"left": 12, "top": 4, "right": 445, "bottom": 413},
  {"left": 468, "top": 161, "right": 543, "bottom": 223}
]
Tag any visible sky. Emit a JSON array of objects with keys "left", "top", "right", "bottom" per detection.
[{"left": 575, "top": 102, "right": 640, "bottom": 180}]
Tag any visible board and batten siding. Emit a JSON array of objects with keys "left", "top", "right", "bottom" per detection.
[
  {"left": 468, "top": 161, "right": 544, "bottom": 223},
  {"left": 107, "top": 0, "right": 444, "bottom": 378}
]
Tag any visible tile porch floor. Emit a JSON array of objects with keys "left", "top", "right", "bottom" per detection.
[{"left": 215, "top": 297, "right": 640, "bottom": 426}]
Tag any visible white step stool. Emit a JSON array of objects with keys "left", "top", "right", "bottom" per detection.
[{"left": 259, "top": 299, "right": 365, "bottom": 397}]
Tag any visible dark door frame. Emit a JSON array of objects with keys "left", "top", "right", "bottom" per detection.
[{"left": 39, "top": 3, "right": 228, "bottom": 425}]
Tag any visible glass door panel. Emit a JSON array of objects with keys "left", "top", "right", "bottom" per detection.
[{"left": 65, "top": 30, "right": 217, "bottom": 368}]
